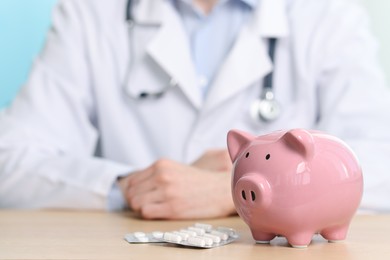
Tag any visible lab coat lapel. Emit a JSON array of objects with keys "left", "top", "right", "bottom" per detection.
[
  {"left": 145, "top": 2, "right": 202, "bottom": 109},
  {"left": 204, "top": 0, "right": 289, "bottom": 112},
  {"left": 204, "top": 25, "right": 272, "bottom": 112}
]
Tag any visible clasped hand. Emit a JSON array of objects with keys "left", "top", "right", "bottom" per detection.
[{"left": 118, "top": 150, "right": 236, "bottom": 219}]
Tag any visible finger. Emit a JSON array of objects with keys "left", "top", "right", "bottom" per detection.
[
  {"left": 126, "top": 163, "right": 175, "bottom": 200},
  {"left": 191, "top": 149, "right": 232, "bottom": 172},
  {"left": 126, "top": 166, "right": 154, "bottom": 186},
  {"left": 126, "top": 175, "right": 157, "bottom": 200},
  {"left": 128, "top": 186, "right": 167, "bottom": 212},
  {"left": 127, "top": 159, "right": 173, "bottom": 185},
  {"left": 140, "top": 202, "right": 173, "bottom": 220}
]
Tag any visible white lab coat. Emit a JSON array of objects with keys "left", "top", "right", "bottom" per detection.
[{"left": 0, "top": 0, "right": 390, "bottom": 212}]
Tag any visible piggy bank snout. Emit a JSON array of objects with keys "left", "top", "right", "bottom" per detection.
[{"left": 234, "top": 174, "right": 272, "bottom": 209}]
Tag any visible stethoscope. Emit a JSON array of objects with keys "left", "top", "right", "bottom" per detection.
[
  {"left": 249, "top": 38, "right": 282, "bottom": 122},
  {"left": 125, "top": 0, "right": 281, "bottom": 122}
]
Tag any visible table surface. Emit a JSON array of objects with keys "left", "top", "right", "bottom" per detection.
[{"left": 0, "top": 210, "right": 389, "bottom": 260}]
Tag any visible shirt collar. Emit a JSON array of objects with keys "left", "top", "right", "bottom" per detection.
[
  {"left": 131, "top": 0, "right": 289, "bottom": 38},
  {"left": 177, "top": 0, "right": 259, "bottom": 10},
  {"left": 171, "top": 0, "right": 288, "bottom": 38},
  {"left": 256, "top": 0, "right": 289, "bottom": 38}
]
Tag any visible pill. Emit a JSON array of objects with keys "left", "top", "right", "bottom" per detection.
[
  {"left": 124, "top": 223, "right": 239, "bottom": 248},
  {"left": 194, "top": 223, "right": 212, "bottom": 232},
  {"left": 173, "top": 231, "right": 190, "bottom": 241},
  {"left": 152, "top": 231, "right": 164, "bottom": 239},
  {"left": 198, "top": 236, "right": 213, "bottom": 246},
  {"left": 137, "top": 236, "right": 149, "bottom": 243},
  {"left": 163, "top": 232, "right": 182, "bottom": 243},
  {"left": 210, "top": 230, "right": 228, "bottom": 241},
  {"left": 187, "top": 227, "right": 205, "bottom": 236},
  {"left": 187, "top": 236, "right": 206, "bottom": 247},
  {"left": 203, "top": 233, "right": 221, "bottom": 243},
  {"left": 217, "top": 227, "right": 236, "bottom": 237},
  {"left": 179, "top": 229, "right": 197, "bottom": 237},
  {"left": 133, "top": 232, "right": 146, "bottom": 238}
]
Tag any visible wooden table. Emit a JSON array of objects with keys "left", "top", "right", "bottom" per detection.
[{"left": 0, "top": 210, "right": 389, "bottom": 259}]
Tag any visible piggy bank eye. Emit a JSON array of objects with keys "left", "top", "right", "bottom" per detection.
[
  {"left": 265, "top": 154, "right": 271, "bottom": 160},
  {"left": 245, "top": 152, "right": 250, "bottom": 158}
]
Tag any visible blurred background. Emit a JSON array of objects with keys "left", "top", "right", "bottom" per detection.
[
  {"left": 0, "top": 0, "right": 389, "bottom": 109},
  {"left": 0, "top": 0, "right": 57, "bottom": 108}
]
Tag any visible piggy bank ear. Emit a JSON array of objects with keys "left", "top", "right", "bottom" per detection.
[
  {"left": 282, "top": 129, "right": 314, "bottom": 160},
  {"left": 227, "top": 130, "right": 255, "bottom": 162}
]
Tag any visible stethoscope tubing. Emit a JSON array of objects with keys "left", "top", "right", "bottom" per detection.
[{"left": 125, "top": 0, "right": 281, "bottom": 122}]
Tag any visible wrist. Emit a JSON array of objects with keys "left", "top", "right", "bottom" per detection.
[
  {"left": 107, "top": 178, "right": 127, "bottom": 211},
  {"left": 117, "top": 175, "right": 129, "bottom": 195}
]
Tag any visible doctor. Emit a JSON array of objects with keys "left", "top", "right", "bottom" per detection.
[{"left": 0, "top": 0, "right": 390, "bottom": 219}]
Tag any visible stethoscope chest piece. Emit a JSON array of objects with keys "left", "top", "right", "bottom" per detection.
[
  {"left": 250, "top": 89, "right": 281, "bottom": 122},
  {"left": 249, "top": 37, "right": 281, "bottom": 123}
]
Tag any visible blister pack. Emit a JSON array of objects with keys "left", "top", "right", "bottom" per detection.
[{"left": 124, "top": 223, "right": 239, "bottom": 248}]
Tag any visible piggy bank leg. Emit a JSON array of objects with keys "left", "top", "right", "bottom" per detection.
[
  {"left": 321, "top": 224, "right": 349, "bottom": 242},
  {"left": 286, "top": 232, "right": 314, "bottom": 248},
  {"left": 252, "top": 231, "right": 276, "bottom": 244}
]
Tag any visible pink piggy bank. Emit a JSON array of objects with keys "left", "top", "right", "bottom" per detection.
[{"left": 227, "top": 129, "right": 363, "bottom": 248}]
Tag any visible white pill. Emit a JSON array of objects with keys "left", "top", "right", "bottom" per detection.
[
  {"left": 137, "top": 236, "right": 149, "bottom": 243},
  {"left": 198, "top": 236, "right": 213, "bottom": 246},
  {"left": 210, "top": 230, "right": 228, "bottom": 241},
  {"left": 187, "top": 236, "right": 206, "bottom": 247},
  {"left": 133, "top": 232, "right": 146, "bottom": 238},
  {"left": 180, "top": 229, "right": 197, "bottom": 237},
  {"left": 152, "top": 231, "right": 164, "bottom": 239},
  {"left": 217, "top": 227, "right": 236, "bottom": 237},
  {"left": 194, "top": 223, "right": 212, "bottom": 232},
  {"left": 188, "top": 227, "right": 205, "bottom": 236},
  {"left": 173, "top": 231, "right": 189, "bottom": 241},
  {"left": 203, "top": 233, "right": 221, "bottom": 243},
  {"left": 163, "top": 232, "right": 182, "bottom": 243}
]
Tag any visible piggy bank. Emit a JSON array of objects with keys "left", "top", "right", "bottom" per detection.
[{"left": 227, "top": 129, "right": 363, "bottom": 248}]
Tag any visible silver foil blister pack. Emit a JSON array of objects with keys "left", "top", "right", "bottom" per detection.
[{"left": 124, "top": 223, "right": 239, "bottom": 248}]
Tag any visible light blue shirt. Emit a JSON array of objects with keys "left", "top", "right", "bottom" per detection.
[
  {"left": 174, "top": 0, "right": 257, "bottom": 97},
  {"left": 108, "top": 0, "right": 257, "bottom": 211}
]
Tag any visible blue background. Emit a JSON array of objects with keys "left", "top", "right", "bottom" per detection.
[{"left": 0, "top": 0, "right": 58, "bottom": 108}]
